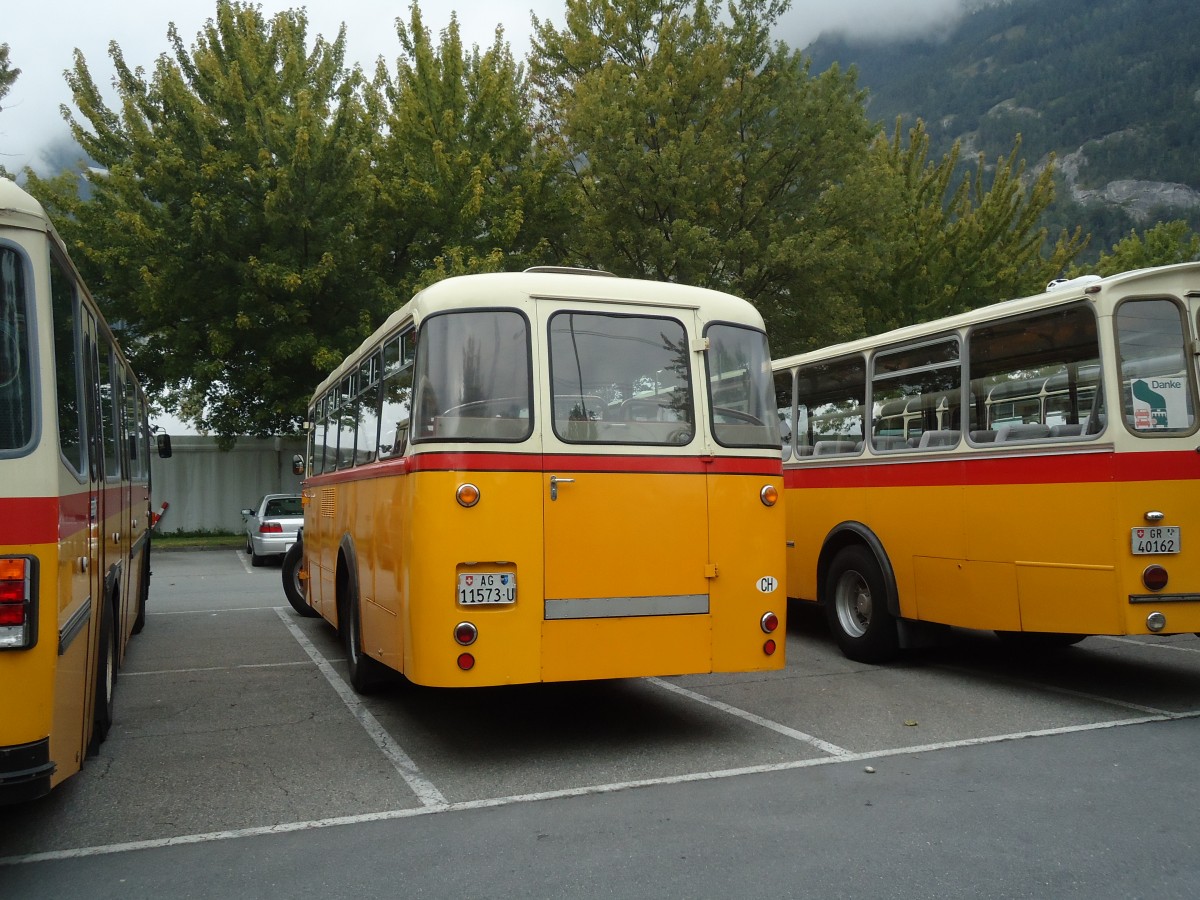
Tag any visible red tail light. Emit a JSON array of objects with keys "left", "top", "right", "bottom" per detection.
[
  {"left": 259, "top": 522, "right": 284, "bottom": 534},
  {"left": 0, "top": 557, "right": 35, "bottom": 650}
]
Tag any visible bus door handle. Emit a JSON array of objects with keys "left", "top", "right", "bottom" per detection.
[{"left": 549, "top": 476, "right": 575, "bottom": 501}]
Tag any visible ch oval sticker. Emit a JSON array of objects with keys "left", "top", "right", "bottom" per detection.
[{"left": 756, "top": 575, "right": 779, "bottom": 594}]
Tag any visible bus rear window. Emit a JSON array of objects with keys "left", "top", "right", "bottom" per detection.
[
  {"left": 707, "top": 324, "right": 779, "bottom": 448},
  {"left": 1116, "top": 298, "right": 1195, "bottom": 434},
  {"left": 412, "top": 310, "right": 533, "bottom": 443},
  {"left": 548, "top": 311, "right": 693, "bottom": 445},
  {"left": 0, "top": 248, "right": 34, "bottom": 454}
]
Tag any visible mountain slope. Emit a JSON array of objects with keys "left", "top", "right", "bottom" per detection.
[{"left": 804, "top": 0, "right": 1200, "bottom": 253}]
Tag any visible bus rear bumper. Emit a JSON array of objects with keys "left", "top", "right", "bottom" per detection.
[{"left": 0, "top": 738, "right": 55, "bottom": 806}]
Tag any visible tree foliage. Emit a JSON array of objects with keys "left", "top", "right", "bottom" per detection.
[
  {"left": 27, "top": 1, "right": 383, "bottom": 443},
  {"left": 1082, "top": 220, "right": 1200, "bottom": 276},
  {"left": 24, "top": 0, "right": 1091, "bottom": 439},
  {"left": 0, "top": 43, "right": 20, "bottom": 177},
  {"left": 849, "top": 120, "right": 1085, "bottom": 334},
  {"left": 370, "top": 5, "right": 572, "bottom": 297},
  {"left": 0, "top": 43, "right": 18, "bottom": 109},
  {"left": 530, "top": 0, "right": 877, "bottom": 352}
]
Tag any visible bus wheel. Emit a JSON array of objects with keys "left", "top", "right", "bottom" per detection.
[
  {"left": 995, "top": 631, "right": 1086, "bottom": 650},
  {"left": 342, "top": 584, "right": 388, "bottom": 693},
  {"left": 825, "top": 545, "right": 899, "bottom": 664},
  {"left": 282, "top": 543, "right": 319, "bottom": 617},
  {"left": 132, "top": 547, "right": 150, "bottom": 634},
  {"left": 87, "top": 600, "right": 117, "bottom": 757}
]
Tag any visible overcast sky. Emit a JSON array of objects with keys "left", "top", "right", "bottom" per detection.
[{"left": 2, "top": 0, "right": 969, "bottom": 176}]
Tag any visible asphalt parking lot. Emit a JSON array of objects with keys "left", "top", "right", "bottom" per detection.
[{"left": 2, "top": 548, "right": 1199, "bottom": 898}]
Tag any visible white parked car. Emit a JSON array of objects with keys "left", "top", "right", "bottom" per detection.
[{"left": 241, "top": 494, "right": 303, "bottom": 567}]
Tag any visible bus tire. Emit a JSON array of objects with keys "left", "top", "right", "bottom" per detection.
[
  {"left": 132, "top": 546, "right": 150, "bottom": 634},
  {"left": 342, "top": 581, "right": 388, "bottom": 694},
  {"left": 824, "top": 545, "right": 899, "bottom": 664},
  {"left": 282, "top": 543, "right": 319, "bottom": 617},
  {"left": 87, "top": 598, "right": 117, "bottom": 757},
  {"left": 994, "top": 631, "right": 1086, "bottom": 650}
]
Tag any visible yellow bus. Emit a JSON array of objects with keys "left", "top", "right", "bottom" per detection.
[
  {"left": 289, "top": 268, "right": 785, "bottom": 690},
  {"left": 1, "top": 178, "right": 162, "bottom": 803},
  {"left": 773, "top": 263, "right": 1200, "bottom": 662}
]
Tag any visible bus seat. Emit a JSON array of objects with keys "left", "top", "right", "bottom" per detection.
[
  {"left": 1049, "top": 423, "right": 1084, "bottom": 438},
  {"left": 795, "top": 445, "right": 814, "bottom": 456},
  {"left": 969, "top": 429, "right": 997, "bottom": 443},
  {"left": 917, "top": 429, "right": 960, "bottom": 449},
  {"left": 871, "top": 435, "right": 909, "bottom": 451},
  {"left": 995, "top": 423, "right": 1050, "bottom": 442},
  {"left": 813, "top": 440, "right": 857, "bottom": 456}
]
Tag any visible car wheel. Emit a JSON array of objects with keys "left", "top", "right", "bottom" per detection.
[
  {"left": 824, "top": 545, "right": 899, "bottom": 664},
  {"left": 282, "top": 543, "right": 319, "bottom": 617}
]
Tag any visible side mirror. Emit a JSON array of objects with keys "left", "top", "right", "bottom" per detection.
[
  {"left": 292, "top": 453, "right": 305, "bottom": 476},
  {"left": 156, "top": 433, "right": 173, "bottom": 458},
  {"left": 241, "top": 508, "right": 254, "bottom": 516}
]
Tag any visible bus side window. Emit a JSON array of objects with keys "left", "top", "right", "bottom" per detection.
[
  {"left": 969, "top": 303, "right": 1103, "bottom": 442},
  {"left": 794, "top": 356, "right": 865, "bottom": 458},
  {"left": 871, "top": 338, "right": 960, "bottom": 452},
  {"left": 774, "top": 368, "right": 795, "bottom": 460},
  {"left": 379, "top": 331, "right": 413, "bottom": 458}
]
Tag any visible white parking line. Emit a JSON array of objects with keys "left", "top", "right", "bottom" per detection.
[
  {"left": 273, "top": 608, "right": 447, "bottom": 809},
  {"left": 235, "top": 550, "right": 254, "bottom": 575},
  {"left": 148, "top": 606, "right": 287, "bottom": 615},
  {"left": 938, "top": 663, "right": 1187, "bottom": 718},
  {"left": 124, "top": 661, "right": 319, "bottom": 677},
  {"left": 6, "top": 709, "right": 1196, "bottom": 868},
  {"left": 648, "top": 677, "right": 851, "bottom": 757}
]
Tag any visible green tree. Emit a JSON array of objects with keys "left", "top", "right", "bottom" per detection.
[
  {"left": 25, "top": 1, "right": 383, "bottom": 443},
  {"left": 849, "top": 121, "right": 1085, "bottom": 334},
  {"left": 370, "top": 5, "right": 573, "bottom": 296},
  {"left": 529, "top": 0, "right": 877, "bottom": 352},
  {"left": 0, "top": 43, "right": 18, "bottom": 110},
  {"left": 1082, "top": 219, "right": 1200, "bottom": 276},
  {"left": 0, "top": 43, "right": 20, "bottom": 177}
]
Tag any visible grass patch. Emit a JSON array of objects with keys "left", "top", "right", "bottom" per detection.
[{"left": 154, "top": 529, "right": 243, "bottom": 550}]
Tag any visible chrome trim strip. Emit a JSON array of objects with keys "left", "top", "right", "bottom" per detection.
[
  {"left": 59, "top": 599, "right": 92, "bottom": 656},
  {"left": 1128, "top": 593, "right": 1200, "bottom": 604},
  {"left": 544, "top": 594, "right": 709, "bottom": 620}
]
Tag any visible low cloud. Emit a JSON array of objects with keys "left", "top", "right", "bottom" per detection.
[{"left": 777, "top": 0, "right": 973, "bottom": 49}]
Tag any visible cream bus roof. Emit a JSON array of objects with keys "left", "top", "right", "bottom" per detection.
[
  {"left": 0, "top": 177, "right": 53, "bottom": 232},
  {"left": 773, "top": 260, "right": 1200, "bottom": 369},
  {"left": 312, "top": 270, "right": 765, "bottom": 400}
]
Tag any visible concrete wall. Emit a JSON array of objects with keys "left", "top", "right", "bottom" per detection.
[{"left": 150, "top": 435, "right": 306, "bottom": 534}]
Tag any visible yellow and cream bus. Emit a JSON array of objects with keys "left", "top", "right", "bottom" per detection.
[
  {"left": 290, "top": 268, "right": 785, "bottom": 690},
  {"left": 1, "top": 178, "right": 160, "bottom": 803},
  {"left": 773, "top": 263, "right": 1200, "bottom": 662}
]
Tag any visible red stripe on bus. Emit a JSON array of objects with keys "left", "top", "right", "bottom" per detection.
[
  {"left": 305, "top": 451, "right": 781, "bottom": 486},
  {"left": 0, "top": 497, "right": 60, "bottom": 545},
  {"left": 782, "top": 448, "right": 1200, "bottom": 489}
]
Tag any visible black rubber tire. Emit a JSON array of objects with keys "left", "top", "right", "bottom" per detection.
[
  {"left": 824, "top": 545, "right": 900, "bottom": 664},
  {"left": 343, "top": 578, "right": 388, "bottom": 693},
  {"left": 282, "top": 543, "right": 319, "bottom": 617},
  {"left": 131, "top": 545, "right": 150, "bottom": 634},
  {"left": 995, "top": 631, "right": 1087, "bottom": 650},
  {"left": 250, "top": 547, "right": 266, "bottom": 567},
  {"left": 87, "top": 600, "right": 117, "bottom": 757}
]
